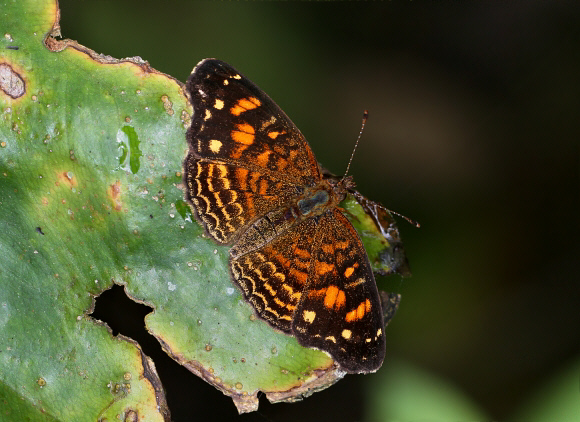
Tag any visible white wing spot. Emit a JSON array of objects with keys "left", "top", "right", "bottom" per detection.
[
  {"left": 302, "top": 310, "right": 316, "bottom": 323},
  {"left": 341, "top": 329, "right": 352, "bottom": 340},
  {"left": 209, "top": 139, "right": 222, "bottom": 153}
]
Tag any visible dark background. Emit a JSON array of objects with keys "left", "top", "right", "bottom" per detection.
[{"left": 58, "top": 1, "right": 580, "bottom": 421}]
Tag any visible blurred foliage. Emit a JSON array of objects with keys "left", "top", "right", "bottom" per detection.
[
  {"left": 512, "top": 357, "right": 580, "bottom": 422},
  {"left": 369, "top": 360, "right": 488, "bottom": 421}
]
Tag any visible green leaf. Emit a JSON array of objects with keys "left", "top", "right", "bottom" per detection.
[{"left": 0, "top": 0, "right": 409, "bottom": 417}]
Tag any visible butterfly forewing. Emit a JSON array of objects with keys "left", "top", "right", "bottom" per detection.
[{"left": 186, "top": 59, "right": 320, "bottom": 184}]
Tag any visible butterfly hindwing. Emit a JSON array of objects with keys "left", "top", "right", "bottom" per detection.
[
  {"left": 230, "top": 217, "right": 318, "bottom": 333},
  {"left": 292, "top": 209, "right": 386, "bottom": 373},
  {"left": 184, "top": 156, "right": 297, "bottom": 244},
  {"left": 230, "top": 208, "right": 386, "bottom": 373}
]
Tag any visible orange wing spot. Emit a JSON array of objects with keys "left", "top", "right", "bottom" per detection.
[
  {"left": 335, "top": 289, "right": 346, "bottom": 310},
  {"left": 230, "top": 105, "right": 243, "bottom": 116},
  {"left": 289, "top": 268, "right": 308, "bottom": 285},
  {"left": 335, "top": 240, "right": 350, "bottom": 250},
  {"left": 324, "top": 285, "right": 345, "bottom": 310},
  {"left": 344, "top": 266, "right": 355, "bottom": 278},
  {"left": 258, "top": 178, "right": 269, "bottom": 195},
  {"left": 256, "top": 150, "right": 271, "bottom": 167},
  {"left": 308, "top": 288, "right": 327, "bottom": 299},
  {"left": 248, "top": 171, "right": 260, "bottom": 193},
  {"left": 243, "top": 192, "right": 254, "bottom": 215},
  {"left": 294, "top": 247, "right": 310, "bottom": 260},
  {"left": 275, "top": 157, "right": 288, "bottom": 171},
  {"left": 321, "top": 244, "right": 334, "bottom": 254},
  {"left": 294, "top": 259, "right": 310, "bottom": 270},
  {"left": 230, "top": 105, "right": 244, "bottom": 116},
  {"left": 267, "top": 130, "right": 285, "bottom": 139},
  {"left": 230, "top": 97, "right": 261, "bottom": 116},
  {"left": 231, "top": 145, "right": 248, "bottom": 159},
  {"left": 231, "top": 123, "right": 255, "bottom": 145},
  {"left": 356, "top": 301, "right": 366, "bottom": 319},
  {"left": 269, "top": 248, "right": 291, "bottom": 269},
  {"left": 345, "top": 309, "right": 357, "bottom": 323},
  {"left": 317, "top": 261, "right": 335, "bottom": 275},
  {"left": 345, "top": 299, "right": 371, "bottom": 322},
  {"left": 235, "top": 168, "right": 249, "bottom": 190}
]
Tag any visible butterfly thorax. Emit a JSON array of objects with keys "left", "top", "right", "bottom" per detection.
[
  {"left": 230, "top": 179, "right": 347, "bottom": 260},
  {"left": 295, "top": 178, "right": 347, "bottom": 218}
]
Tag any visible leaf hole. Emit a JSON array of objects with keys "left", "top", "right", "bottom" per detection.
[{"left": 90, "top": 284, "right": 239, "bottom": 420}]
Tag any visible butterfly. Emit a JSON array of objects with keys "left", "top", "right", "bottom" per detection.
[{"left": 183, "top": 59, "right": 404, "bottom": 373}]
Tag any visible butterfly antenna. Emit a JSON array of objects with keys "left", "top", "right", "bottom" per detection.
[
  {"left": 342, "top": 111, "right": 420, "bottom": 229},
  {"left": 389, "top": 209, "right": 421, "bottom": 228},
  {"left": 342, "top": 110, "right": 369, "bottom": 180},
  {"left": 374, "top": 202, "right": 421, "bottom": 228}
]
